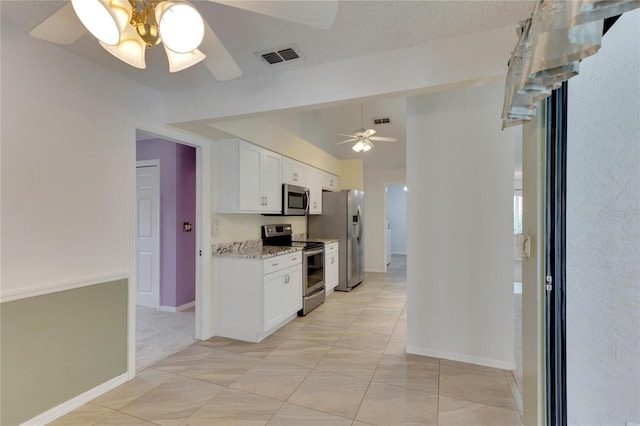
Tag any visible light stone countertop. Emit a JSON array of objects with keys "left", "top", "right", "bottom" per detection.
[{"left": 213, "top": 240, "right": 303, "bottom": 259}]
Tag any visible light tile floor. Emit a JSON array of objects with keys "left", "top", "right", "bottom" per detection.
[{"left": 53, "top": 255, "right": 522, "bottom": 426}]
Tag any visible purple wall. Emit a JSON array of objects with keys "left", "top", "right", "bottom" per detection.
[{"left": 137, "top": 138, "right": 196, "bottom": 309}]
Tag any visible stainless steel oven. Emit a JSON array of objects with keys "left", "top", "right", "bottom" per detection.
[{"left": 301, "top": 244, "right": 325, "bottom": 315}]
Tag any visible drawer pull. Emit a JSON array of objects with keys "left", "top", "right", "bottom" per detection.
[
  {"left": 272, "top": 262, "right": 279, "bottom": 267},
  {"left": 291, "top": 257, "right": 297, "bottom": 261}
]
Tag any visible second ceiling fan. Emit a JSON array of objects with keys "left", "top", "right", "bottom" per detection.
[{"left": 337, "top": 104, "right": 397, "bottom": 152}]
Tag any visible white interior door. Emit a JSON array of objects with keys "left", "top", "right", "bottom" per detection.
[{"left": 136, "top": 162, "right": 160, "bottom": 308}]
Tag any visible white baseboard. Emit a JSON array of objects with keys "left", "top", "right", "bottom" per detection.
[
  {"left": 159, "top": 301, "right": 195, "bottom": 312},
  {"left": 406, "top": 345, "right": 516, "bottom": 371},
  {"left": 22, "top": 372, "right": 129, "bottom": 426}
]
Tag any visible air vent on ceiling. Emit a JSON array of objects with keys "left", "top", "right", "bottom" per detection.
[
  {"left": 373, "top": 117, "right": 391, "bottom": 125},
  {"left": 256, "top": 44, "right": 303, "bottom": 66}
]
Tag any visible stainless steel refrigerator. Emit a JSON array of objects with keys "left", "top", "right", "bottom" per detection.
[{"left": 308, "top": 190, "right": 364, "bottom": 291}]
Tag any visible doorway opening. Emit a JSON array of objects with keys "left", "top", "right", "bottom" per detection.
[
  {"left": 134, "top": 131, "right": 198, "bottom": 370},
  {"left": 384, "top": 183, "right": 407, "bottom": 273}
]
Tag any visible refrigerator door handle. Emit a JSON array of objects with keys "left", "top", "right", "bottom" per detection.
[{"left": 356, "top": 207, "right": 363, "bottom": 243}]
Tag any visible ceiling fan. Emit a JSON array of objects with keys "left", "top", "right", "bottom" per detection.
[
  {"left": 28, "top": 0, "right": 338, "bottom": 81},
  {"left": 336, "top": 104, "right": 398, "bottom": 152}
]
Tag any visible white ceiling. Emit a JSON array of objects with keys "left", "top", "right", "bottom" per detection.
[{"left": 1, "top": 0, "right": 534, "bottom": 169}]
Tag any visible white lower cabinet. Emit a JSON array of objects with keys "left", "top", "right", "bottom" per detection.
[
  {"left": 217, "top": 252, "right": 302, "bottom": 342},
  {"left": 325, "top": 242, "right": 339, "bottom": 294},
  {"left": 263, "top": 264, "right": 302, "bottom": 332}
]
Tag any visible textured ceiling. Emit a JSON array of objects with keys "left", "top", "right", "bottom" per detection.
[
  {"left": 1, "top": 0, "right": 533, "bottom": 169},
  {"left": 1, "top": 1, "right": 535, "bottom": 92}
]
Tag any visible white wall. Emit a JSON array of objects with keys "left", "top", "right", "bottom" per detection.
[
  {"left": 0, "top": 21, "right": 164, "bottom": 299},
  {"left": 406, "top": 83, "right": 516, "bottom": 369},
  {"left": 165, "top": 25, "right": 519, "bottom": 124},
  {"left": 363, "top": 169, "right": 406, "bottom": 273},
  {"left": 566, "top": 10, "right": 640, "bottom": 425},
  {"left": 386, "top": 184, "right": 407, "bottom": 254}
]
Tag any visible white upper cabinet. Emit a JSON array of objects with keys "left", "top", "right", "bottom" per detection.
[
  {"left": 306, "top": 166, "right": 323, "bottom": 215},
  {"left": 282, "top": 157, "right": 307, "bottom": 187},
  {"left": 261, "top": 150, "right": 283, "bottom": 212},
  {"left": 215, "top": 139, "right": 282, "bottom": 213},
  {"left": 321, "top": 172, "right": 339, "bottom": 191}
]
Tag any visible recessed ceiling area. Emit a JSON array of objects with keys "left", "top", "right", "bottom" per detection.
[{"left": 1, "top": 0, "right": 534, "bottom": 170}]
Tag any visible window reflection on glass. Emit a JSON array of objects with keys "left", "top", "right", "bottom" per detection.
[{"left": 514, "top": 189, "right": 523, "bottom": 235}]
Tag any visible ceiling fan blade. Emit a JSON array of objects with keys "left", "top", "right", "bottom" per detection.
[
  {"left": 200, "top": 20, "right": 242, "bottom": 81},
  {"left": 362, "top": 128, "right": 376, "bottom": 138},
  {"left": 336, "top": 139, "right": 357, "bottom": 145},
  {"left": 336, "top": 133, "right": 358, "bottom": 138},
  {"left": 369, "top": 136, "right": 398, "bottom": 142},
  {"left": 211, "top": 0, "right": 338, "bottom": 29},
  {"left": 29, "top": 2, "right": 87, "bottom": 45}
]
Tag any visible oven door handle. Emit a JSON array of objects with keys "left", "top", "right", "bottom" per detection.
[{"left": 304, "top": 247, "right": 324, "bottom": 257}]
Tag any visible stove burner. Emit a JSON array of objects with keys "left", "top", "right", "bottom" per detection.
[{"left": 262, "top": 224, "right": 323, "bottom": 250}]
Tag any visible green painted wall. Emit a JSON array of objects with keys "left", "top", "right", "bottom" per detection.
[{"left": 0, "top": 279, "right": 128, "bottom": 425}]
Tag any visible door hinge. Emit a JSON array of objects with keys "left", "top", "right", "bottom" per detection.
[{"left": 546, "top": 275, "right": 553, "bottom": 291}]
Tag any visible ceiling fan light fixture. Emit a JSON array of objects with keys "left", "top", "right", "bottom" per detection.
[
  {"left": 71, "top": 0, "right": 131, "bottom": 46},
  {"left": 362, "top": 142, "right": 372, "bottom": 152},
  {"left": 99, "top": 24, "right": 146, "bottom": 69},
  {"left": 164, "top": 46, "right": 206, "bottom": 72},
  {"left": 352, "top": 141, "right": 365, "bottom": 152},
  {"left": 156, "top": 1, "right": 205, "bottom": 54}
]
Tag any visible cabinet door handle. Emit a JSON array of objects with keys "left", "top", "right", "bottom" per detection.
[
  {"left": 272, "top": 262, "right": 279, "bottom": 267},
  {"left": 291, "top": 257, "right": 297, "bottom": 262}
]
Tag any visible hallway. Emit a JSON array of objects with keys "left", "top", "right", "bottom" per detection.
[{"left": 53, "top": 255, "right": 522, "bottom": 425}]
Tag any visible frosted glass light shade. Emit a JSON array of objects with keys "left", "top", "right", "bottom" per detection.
[
  {"left": 362, "top": 142, "right": 372, "bottom": 152},
  {"left": 99, "top": 25, "right": 146, "bottom": 69},
  {"left": 156, "top": 2, "right": 205, "bottom": 53},
  {"left": 71, "top": 0, "right": 131, "bottom": 46},
  {"left": 352, "top": 141, "right": 365, "bottom": 152},
  {"left": 164, "top": 46, "right": 206, "bottom": 72}
]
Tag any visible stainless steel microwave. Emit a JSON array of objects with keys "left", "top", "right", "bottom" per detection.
[{"left": 282, "top": 184, "right": 309, "bottom": 216}]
